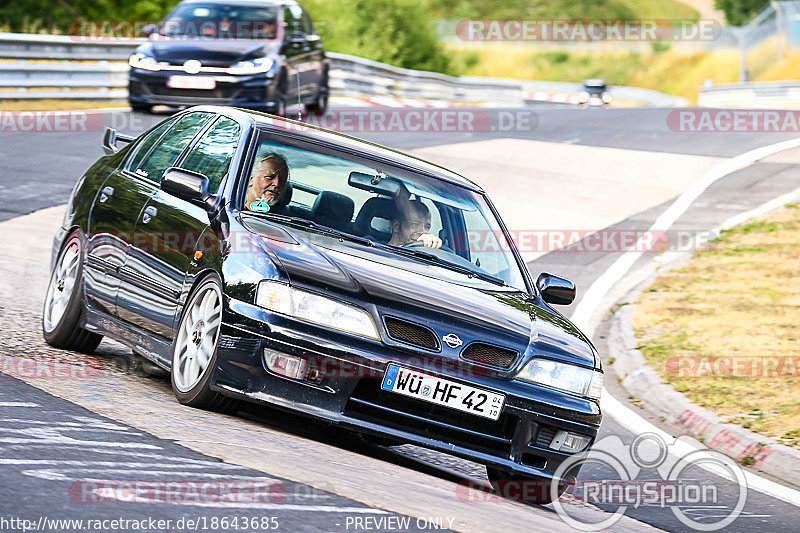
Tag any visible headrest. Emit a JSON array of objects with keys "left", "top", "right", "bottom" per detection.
[
  {"left": 312, "top": 191, "right": 354, "bottom": 230},
  {"left": 272, "top": 182, "right": 293, "bottom": 209},
  {"left": 354, "top": 197, "right": 396, "bottom": 238}
]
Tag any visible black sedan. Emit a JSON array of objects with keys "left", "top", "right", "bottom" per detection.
[
  {"left": 128, "top": 0, "right": 327, "bottom": 115},
  {"left": 43, "top": 106, "right": 603, "bottom": 503}
]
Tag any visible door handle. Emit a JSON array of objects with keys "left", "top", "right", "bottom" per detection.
[
  {"left": 99, "top": 186, "right": 114, "bottom": 203},
  {"left": 142, "top": 205, "right": 157, "bottom": 224}
]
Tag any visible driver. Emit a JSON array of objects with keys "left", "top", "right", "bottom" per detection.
[
  {"left": 387, "top": 198, "right": 442, "bottom": 249},
  {"left": 246, "top": 152, "right": 290, "bottom": 212}
]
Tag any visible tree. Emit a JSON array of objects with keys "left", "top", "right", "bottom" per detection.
[{"left": 714, "top": 0, "right": 771, "bottom": 26}]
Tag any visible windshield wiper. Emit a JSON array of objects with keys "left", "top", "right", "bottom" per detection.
[
  {"left": 377, "top": 243, "right": 506, "bottom": 287},
  {"left": 251, "top": 212, "right": 375, "bottom": 247}
]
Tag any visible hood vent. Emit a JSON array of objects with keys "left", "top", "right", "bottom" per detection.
[
  {"left": 461, "top": 343, "right": 517, "bottom": 369},
  {"left": 384, "top": 317, "right": 439, "bottom": 351}
]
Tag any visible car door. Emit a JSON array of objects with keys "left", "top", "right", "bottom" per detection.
[
  {"left": 119, "top": 114, "right": 241, "bottom": 340},
  {"left": 84, "top": 116, "right": 178, "bottom": 316},
  {"left": 300, "top": 7, "right": 323, "bottom": 92},
  {"left": 114, "top": 111, "right": 214, "bottom": 331},
  {"left": 281, "top": 5, "right": 306, "bottom": 102}
]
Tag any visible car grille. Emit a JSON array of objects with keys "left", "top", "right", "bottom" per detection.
[
  {"left": 345, "top": 378, "right": 517, "bottom": 456},
  {"left": 461, "top": 343, "right": 517, "bottom": 369},
  {"left": 384, "top": 317, "right": 439, "bottom": 350},
  {"left": 147, "top": 86, "right": 238, "bottom": 99}
]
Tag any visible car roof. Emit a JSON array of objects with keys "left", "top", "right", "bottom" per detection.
[
  {"left": 177, "top": 0, "right": 292, "bottom": 6},
  {"left": 582, "top": 79, "right": 607, "bottom": 87},
  {"left": 193, "top": 106, "right": 484, "bottom": 193}
]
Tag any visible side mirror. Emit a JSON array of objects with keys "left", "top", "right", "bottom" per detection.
[
  {"left": 140, "top": 24, "right": 156, "bottom": 37},
  {"left": 537, "top": 273, "right": 576, "bottom": 306},
  {"left": 288, "top": 32, "right": 307, "bottom": 46},
  {"left": 161, "top": 167, "right": 214, "bottom": 211}
]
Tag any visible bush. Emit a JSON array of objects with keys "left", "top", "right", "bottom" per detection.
[{"left": 304, "top": 0, "right": 452, "bottom": 74}]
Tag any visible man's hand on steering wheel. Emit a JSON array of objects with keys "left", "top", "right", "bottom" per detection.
[{"left": 416, "top": 233, "right": 442, "bottom": 249}]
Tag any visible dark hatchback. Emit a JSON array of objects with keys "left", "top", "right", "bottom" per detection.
[
  {"left": 128, "top": 0, "right": 327, "bottom": 115},
  {"left": 44, "top": 106, "right": 603, "bottom": 503}
]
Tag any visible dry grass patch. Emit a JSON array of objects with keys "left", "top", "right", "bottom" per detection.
[{"left": 635, "top": 204, "right": 800, "bottom": 448}]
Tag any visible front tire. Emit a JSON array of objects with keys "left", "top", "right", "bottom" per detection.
[
  {"left": 170, "top": 275, "right": 239, "bottom": 414},
  {"left": 486, "top": 466, "right": 568, "bottom": 505},
  {"left": 42, "top": 232, "right": 103, "bottom": 353}
]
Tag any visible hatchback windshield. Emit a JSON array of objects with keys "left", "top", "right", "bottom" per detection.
[
  {"left": 160, "top": 3, "right": 279, "bottom": 40},
  {"left": 240, "top": 132, "right": 528, "bottom": 291}
]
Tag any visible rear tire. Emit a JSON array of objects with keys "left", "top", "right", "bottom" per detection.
[
  {"left": 305, "top": 73, "right": 328, "bottom": 116},
  {"left": 486, "top": 466, "right": 567, "bottom": 505},
  {"left": 170, "top": 274, "right": 240, "bottom": 414},
  {"left": 42, "top": 232, "right": 103, "bottom": 353},
  {"left": 130, "top": 102, "right": 152, "bottom": 113}
]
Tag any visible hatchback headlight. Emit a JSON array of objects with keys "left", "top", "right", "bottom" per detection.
[
  {"left": 129, "top": 53, "right": 161, "bottom": 71},
  {"left": 227, "top": 57, "right": 274, "bottom": 75},
  {"left": 516, "top": 358, "right": 603, "bottom": 400},
  {"left": 256, "top": 280, "right": 379, "bottom": 340}
]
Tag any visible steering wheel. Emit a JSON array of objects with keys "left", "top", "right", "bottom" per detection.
[{"left": 402, "top": 239, "right": 455, "bottom": 255}]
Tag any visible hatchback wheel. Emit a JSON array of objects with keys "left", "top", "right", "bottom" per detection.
[
  {"left": 171, "top": 275, "right": 239, "bottom": 414},
  {"left": 42, "top": 232, "right": 102, "bottom": 353}
]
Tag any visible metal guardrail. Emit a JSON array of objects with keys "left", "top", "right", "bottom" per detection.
[
  {"left": 698, "top": 81, "right": 800, "bottom": 108},
  {"left": 0, "top": 32, "right": 683, "bottom": 106}
]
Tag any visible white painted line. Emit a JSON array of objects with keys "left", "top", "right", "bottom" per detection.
[
  {"left": 571, "top": 135, "right": 800, "bottom": 338},
  {"left": 575, "top": 137, "right": 800, "bottom": 507},
  {"left": 601, "top": 393, "right": 800, "bottom": 507},
  {"left": 0, "top": 459, "right": 239, "bottom": 468},
  {"left": 0, "top": 402, "right": 40, "bottom": 407}
]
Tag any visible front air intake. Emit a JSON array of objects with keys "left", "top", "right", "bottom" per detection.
[
  {"left": 461, "top": 343, "right": 517, "bottom": 369},
  {"left": 384, "top": 317, "right": 439, "bottom": 350}
]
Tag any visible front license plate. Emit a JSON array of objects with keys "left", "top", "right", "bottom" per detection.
[
  {"left": 166, "top": 75, "right": 216, "bottom": 90},
  {"left": 381, "top": 364, "right": 505, "bottom": 421}
]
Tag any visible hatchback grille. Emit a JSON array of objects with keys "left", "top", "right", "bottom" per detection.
[
  {"left": 461, "top": 343, "right": 517, "bottom": 369},
  {"left": 384, "top": 317, "right": 439, "bottom": 350}
]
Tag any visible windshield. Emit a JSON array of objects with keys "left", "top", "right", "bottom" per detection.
[
  {"left": 159, "top": 3, "right": 279, "bottom": 40},
  {"left": 240, "top": 132, "right": 529, "bottom": 291}
]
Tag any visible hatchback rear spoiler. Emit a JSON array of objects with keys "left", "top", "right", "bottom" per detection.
[{"left": 103, "top": 127, "right": 135, "bottom": 155}]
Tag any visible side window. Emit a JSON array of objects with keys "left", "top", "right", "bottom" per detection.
[
  {"left": 126, "top": 118, "right": 177, "bottom": 173},
  {"left": 133, "top": 112, "right": 212, "bottom": 183},
  {"left": 283, "top": 7, "right": 301, "bottom": 34},
  {"left": 301, "top": 10, "right": 314, "bottom": 35},
  {"left": 179, "top": 116, "right": 240, "bottom": 194}
]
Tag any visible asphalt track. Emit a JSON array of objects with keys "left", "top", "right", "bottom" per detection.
[{"left": 1, "top": 104, "right": 800, "bottom": 532}]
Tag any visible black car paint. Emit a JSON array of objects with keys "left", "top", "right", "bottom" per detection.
[
  {"left": 128, "top": 0, "right": 327, "bottom": 112},
  {"left": 53, "top": 105, "right": 602, "bottom": 484}
]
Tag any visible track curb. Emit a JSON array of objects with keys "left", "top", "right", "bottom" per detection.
[{"left": 607, "top": 254, "right": 800, "bottom": 489}]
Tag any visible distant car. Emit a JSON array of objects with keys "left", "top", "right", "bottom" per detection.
[
  {"left": 44, "top": 106, "right": 603, "bottom": 504},
  {"left": 578, "top": 79, "right": 612, "bottom": 107},
  {"left": 128, "top": 0, "right": 328, "bottom": 115}
]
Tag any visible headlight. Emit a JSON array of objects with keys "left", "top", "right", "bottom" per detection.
[
  {"left": 516, "top": 358, "right": 603, "bottom": 400},
  {"left": 129, "top": 53, "right": 161, "bottom": 71},
  {"left": 602, "top": 93, "right": 613, "bottom": 103},
  {"left": 227, "top": 57, "right": 274, "bottom": 75},
  {"left": 255, "top": 280, "right": 380, "bottom": 340},
  {"left": 578, "top": 91, "right": 590, "bottom": 103}
]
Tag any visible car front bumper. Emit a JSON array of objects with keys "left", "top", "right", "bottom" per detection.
[
  {"left": 214, "top": 298, "right": 603, "bottom": 483},
  {"left": 128, "top": 68, "right": 280, "bottom": 110}
]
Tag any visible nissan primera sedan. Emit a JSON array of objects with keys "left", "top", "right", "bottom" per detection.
[{"left": 44, "top": 106, "right": 602, "bottom": 503}]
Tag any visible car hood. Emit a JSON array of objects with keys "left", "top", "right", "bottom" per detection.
[
  {"left": 138, "top": 40, "right": 276, "bottom": 67},
  {"left": 250, "top": 225, "right": 597, "bottom": 370}
]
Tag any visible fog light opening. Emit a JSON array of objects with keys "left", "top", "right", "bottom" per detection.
[
  {"left": 549, "top": 430, "right": 592, "bottom": 453},
  {"left": 263, "top": 348, "right": 308, "bottom": 380}
]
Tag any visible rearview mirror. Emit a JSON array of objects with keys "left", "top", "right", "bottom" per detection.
[
  {"left": 348, "top": 171, "right": 401, "bottom": 196},
  {"left": 536, "top": 273, "right": 576, "bottom": 305},
  {"left": 161, "top": 167, "right": 213, "bottom": 211}
]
